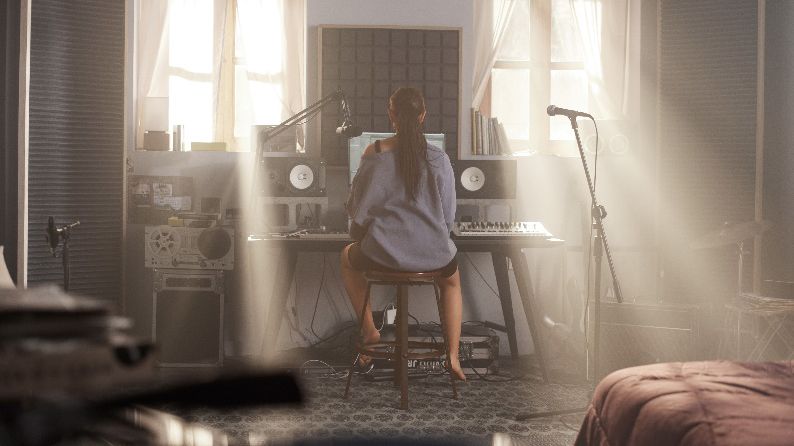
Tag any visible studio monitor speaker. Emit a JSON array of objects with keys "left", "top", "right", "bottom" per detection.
[
  {"left": 259, "top": 156, "right": 326, "bottom": 197},
  {"left": 452, "top": 159, "right": 517, "bottom": 199},
  {"left": 597, "top": 302, "right": 699, "bottom": 379}
]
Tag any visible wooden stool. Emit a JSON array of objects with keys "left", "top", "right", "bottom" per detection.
[{"left": 343, "top": 269, "right": 458, "bottom": 409}]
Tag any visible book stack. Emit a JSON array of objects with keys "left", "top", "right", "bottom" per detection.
[{"left": 471, "top": 108, "right": 511, "bottom": 156}]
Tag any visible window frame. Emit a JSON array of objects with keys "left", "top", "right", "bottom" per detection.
[
  {"left": 491, "top": 0, "right": 591, "bottom": 155},
  {"left": 163, "top": 0, "right": 289, "bottom": 152}
]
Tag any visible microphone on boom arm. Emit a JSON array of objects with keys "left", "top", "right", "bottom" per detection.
[
  {"left": 546, "top": 105, "right": 593, "bottom": 119},
  {"left": 335, "top": 92, "right": 363, "bottom": 138},
  {"left": 45, "top": 217, "right": 81, "bottom": 257}
]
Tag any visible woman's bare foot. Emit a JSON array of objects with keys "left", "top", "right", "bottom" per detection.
[
  {"left": 447, "top": 356, "right": 467, "bottom": 382},
  {"left": 358, "top": 329, "right": 381, "bottom": 366},
  {"left": 362, "top": 329, "right": 380, "bottom": 345}
]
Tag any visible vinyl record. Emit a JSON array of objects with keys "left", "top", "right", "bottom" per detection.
[
  {"left": 460, "top": 166, "right": 485, "bottom": 192},
  {"left": 289, "top": 164, "right": 314, "bottom": 190}
]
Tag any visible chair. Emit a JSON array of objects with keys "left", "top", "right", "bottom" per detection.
[
  {"left": 721, "top": 292, "right": 794, "bottom": 361},
  {"left": 343, "top": 270, "right": 458, "bottom": 409}
]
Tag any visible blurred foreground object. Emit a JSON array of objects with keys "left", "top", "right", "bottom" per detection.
[
  {"left": 0, "top": 286, "right": 154, "bottom": 400},
  {"left": 0, "top": 286, "right": 302, "bottom": 445}
]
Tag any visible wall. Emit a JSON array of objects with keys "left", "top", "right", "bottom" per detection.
[
  {"left": 762, "top": 0, "right": 794, "bottom": 284},
  {"left": 27, "top": 0, "right": 125, "bottom": 299}
]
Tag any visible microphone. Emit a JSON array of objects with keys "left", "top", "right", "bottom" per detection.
[
  {"left": 46, "top": 216, "right": 60, "bottom": 256},
  {"left": 546, "top": 105, "right": 593, "bottom": 119},
  {"left": 336, "top": 121, "right": 363, "bottom": 138},
  {"left": 336, "top": 92, "right": 363, "bottom": 138}
]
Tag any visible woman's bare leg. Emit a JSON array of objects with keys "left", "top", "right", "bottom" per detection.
[
  {"left": 436, "top": 269, "right": 466, "bottom": 381},
  {"left": 340, "top": 244, "right": 380, "bottom": 346}
]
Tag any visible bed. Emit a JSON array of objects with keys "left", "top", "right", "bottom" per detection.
[{"left": 575, "top": 360, "right": 794, "bottom": 446}]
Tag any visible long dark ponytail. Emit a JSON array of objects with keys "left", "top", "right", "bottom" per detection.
[{"left": 389, "top": 87, "right": 427, "bottom": 200}]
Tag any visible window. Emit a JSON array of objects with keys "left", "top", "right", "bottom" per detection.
[
  {"left": 138, "top": 0, "right": 302, "bottom": 152},
  {"left": 489, "top": 0, "right": 608, "bottom": 155}
]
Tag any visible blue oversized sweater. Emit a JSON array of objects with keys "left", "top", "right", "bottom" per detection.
[{"left": 346, "top": 143, "right": 457, "bottom": 271}]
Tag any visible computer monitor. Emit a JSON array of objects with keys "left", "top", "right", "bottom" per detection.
[{"left": 348, "top": 132, "right": 445, "bottom": 183}]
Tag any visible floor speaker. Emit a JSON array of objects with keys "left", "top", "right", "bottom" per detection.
[
  {"left": 452, "top": 160, "right": 516, "bottom": 199},
  {"left": 259, "top": 156, "right": 326, "bottom": 197},
  {"left": 597, "top": 302, "right": 700, "bottom": 379},
  {"left": 153, "top": 269, "right": 224, "bottom": 366}
]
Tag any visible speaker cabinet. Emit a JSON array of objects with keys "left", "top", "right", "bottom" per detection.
[
  {"left": 259, "top": 156, "right": 326, "bottom": 197},
  {"left": 452, "top": 160, "right": 517, "bottom": 199},
  {"left": 153, "top": 269, "right": 224, "bottom": 366},
  {"left": 597, "top": 302, "right": 700, "bottom": 379}
]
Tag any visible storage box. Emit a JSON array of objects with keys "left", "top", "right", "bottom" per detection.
[{"left": 143, "top": 131, "right": 170, "bottom": 151}]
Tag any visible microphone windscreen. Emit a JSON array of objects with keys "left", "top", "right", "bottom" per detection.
[
  {"left": 46, "top": 217, "right": 59, "bottom": 252},
  {"left": 345, "top": 125, "right": 363, "bottom": 138}
]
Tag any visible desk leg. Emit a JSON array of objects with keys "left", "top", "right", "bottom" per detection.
[
  {"left": 509, "top": 247, "right": 550, "bottom": 382},
  {"left": 263, "top": 249, "right": 298, "bottom": 359},
  {"left": 491, "top": 252, "right": 519, "bottom": 360}
]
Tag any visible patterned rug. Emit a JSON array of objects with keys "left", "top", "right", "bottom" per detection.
[{"left": 168, "top": 362, "right": 590, "bottom": 445}]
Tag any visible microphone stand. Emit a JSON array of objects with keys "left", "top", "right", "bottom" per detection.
[
  {"left": 60, "top": 221, "right": 80, "bottom": 292},
  {"left": 516, "top": 114, "right": 623, "bottom": 421},
  {"left": 47, "top": 219, "right": 81, "bottom": 292}
]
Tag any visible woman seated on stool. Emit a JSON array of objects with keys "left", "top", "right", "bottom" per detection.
[{"left": 340, "top": 87, "right": 465, "bottom": 381}]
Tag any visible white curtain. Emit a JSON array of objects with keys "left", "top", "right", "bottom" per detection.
[
  {"left": 134, "top": 0, "right": 306, "bottom": 151},
  {"left": 472, "top": 0, "right": 517, "bottom": 108},
  {"left": 234, "top": 0, "right": 306, "bottom": 151},
  {"left": 282, "top": 0, "right": 306, "bottom": 149},
  {"left": 571, "top": 0, "right": 631, "bottom": 118},
  {"left": 135, "top": 0, "right": 170, "bottom": 146}
]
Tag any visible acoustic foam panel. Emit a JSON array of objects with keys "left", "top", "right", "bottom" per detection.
[{"left": 319, "top": 27, "right": 460, "bottom": 165}]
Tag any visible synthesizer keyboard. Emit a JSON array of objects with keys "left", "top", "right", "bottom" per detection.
[
  {"left": 452, "top": 221, "right": 554, "bottom": 238},
  {"left": 293, "top": 232, "right": 350, "bottom": 239},
  {"left": 248, "top": 230, "right": 350, "bottom": 241},
  {"left": 270, "top": 229, "right": 350, "bottom": 239}
]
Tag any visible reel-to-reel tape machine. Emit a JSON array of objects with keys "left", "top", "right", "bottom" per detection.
[{"left": 145, "top": 225, "right": 234, "bottom": 270}]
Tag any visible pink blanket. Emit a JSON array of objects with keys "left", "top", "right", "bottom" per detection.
[{"left": 576, "top": 361, "right": 794, "bottom": 446}]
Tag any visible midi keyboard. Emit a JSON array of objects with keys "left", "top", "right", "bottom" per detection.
[{"left": 452, "top": 221, "right": 555, "bottom": 238}]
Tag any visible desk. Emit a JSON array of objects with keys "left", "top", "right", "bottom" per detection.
[{"left": 248, "top": 234, "right": 563, "bottom": 381}]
